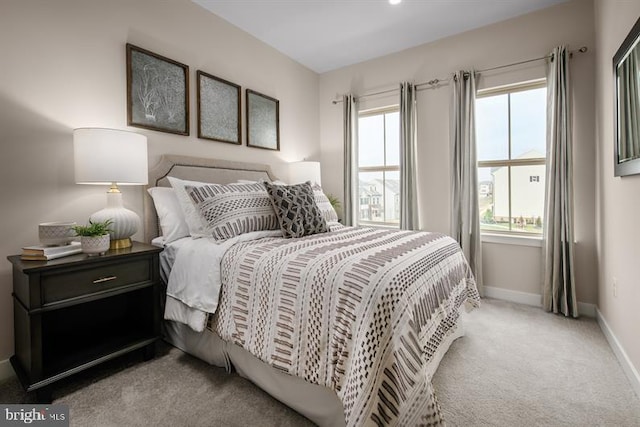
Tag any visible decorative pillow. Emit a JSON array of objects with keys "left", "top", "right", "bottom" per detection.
[
  {"left": 236, "top": 179, "right": 288, "bottom": 185},
  {"left": 147, "top": 187, "right": 190, "bottom": 244},
  {"left": 311, "top": 183, "right": 339, "bottom": 223},
  {"left": 167, "top": 176, "right": 211, "bottom": 238},
  {"left": 264, "top": 181, "right": 329, "bottom": 238},
  {"left": 185, "top": 182, "right": 279, "bottom": 240}
]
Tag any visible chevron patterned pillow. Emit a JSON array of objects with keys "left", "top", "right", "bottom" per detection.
[
  {"left": 185, "top": 182, "right": 279, "bottom": 240},
  {"left": 265, "top": 181, "right": 329, "bottom": 238}
]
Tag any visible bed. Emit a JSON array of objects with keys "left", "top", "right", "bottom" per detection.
[{"left": 144, "top": 155, "right": 480, "bottom": 426}]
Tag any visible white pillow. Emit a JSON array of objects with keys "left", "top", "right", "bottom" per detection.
[
  {"left": 147, "top": 187, "right": 190, "bottom": 243},
  {"left": 167, "top": 176, "right": 211, "bottom": 238},
  {"left": 311, "top": 184, "right": 339, "bottom": 223}
]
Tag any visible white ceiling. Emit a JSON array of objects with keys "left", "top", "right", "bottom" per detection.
[{"left": 193, "top": 0, "right": 568, "bottom": 73}]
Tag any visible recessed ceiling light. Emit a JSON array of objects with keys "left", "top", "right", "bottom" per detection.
[{"left": 389, "top": 0, "right": 402, "bottom": 4}]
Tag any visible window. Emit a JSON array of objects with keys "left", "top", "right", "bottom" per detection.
[
  {"left": 357, "top": 107, "right": 400, "bottom": 227},
  {"left": 476, "top": 81, "right": 547, "bottom": 234}
]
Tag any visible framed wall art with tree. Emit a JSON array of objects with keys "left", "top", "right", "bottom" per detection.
[{"left": 126, "top": 44, "right": 189, "bottom": 135}]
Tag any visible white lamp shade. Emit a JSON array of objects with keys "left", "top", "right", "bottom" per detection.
[
  {"left": 289, "top": 161, "right": 321, "bottom": 186},
  {"left": 74, "top": 128, "right": 148, "bottom": 185}
]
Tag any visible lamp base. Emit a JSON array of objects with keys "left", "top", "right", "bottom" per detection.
[
  {"left": 110, "top": 237, "right": 132, "bottom": 249},
  {"left": 90, "top": 190, "right": 140, "bottom": 249}
]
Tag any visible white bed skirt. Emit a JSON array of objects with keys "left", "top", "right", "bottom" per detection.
[{"left": 163, "top": 311, "right": 467, "bottom": 427}]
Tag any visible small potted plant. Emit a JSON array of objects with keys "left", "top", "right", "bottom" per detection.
[
  {"left": 326, "top": 194, "right": 341, "bottom": 211},
  {"left": 72, "top": 219, "right": 113, "bottom": 256}
]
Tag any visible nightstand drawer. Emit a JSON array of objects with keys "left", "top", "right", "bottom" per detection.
[{"left": 41, "top": 258, "right": 151, "bottom": 304}]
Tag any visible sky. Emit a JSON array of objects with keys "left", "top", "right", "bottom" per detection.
[
  {"left": 476, "top": 87, "right": 547, "bottom": 182},
  {"left": 358, "top": 111, "right": 399, "bottom": 167},
  {"left": 356, "top": 87, "right": 546, "bottom": 185}
]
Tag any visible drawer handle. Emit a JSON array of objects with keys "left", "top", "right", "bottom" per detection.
[{"left": 93, "top": 276, "right": 117, "bottom": 284}]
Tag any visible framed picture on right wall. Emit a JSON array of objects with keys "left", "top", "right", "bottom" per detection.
[{"left": 246, "top": 89, "right": 279, "bottom": 151}]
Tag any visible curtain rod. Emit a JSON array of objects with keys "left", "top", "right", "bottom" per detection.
[{"left": 331, "top": 46, "right": 588, "bottom": 104}]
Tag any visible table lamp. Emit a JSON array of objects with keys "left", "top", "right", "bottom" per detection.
[
  {"left": 289, "top": 161, "right": 322, "bottom": 185},
  {"left": 73, "top": 128, "right": 148, "bottom": 249}
]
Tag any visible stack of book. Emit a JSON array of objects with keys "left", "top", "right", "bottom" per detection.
[{"left": 21, "top": 241, "right": 82, "bottom": 261}]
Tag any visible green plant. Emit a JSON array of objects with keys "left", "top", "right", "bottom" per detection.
[
  {"left": 72, "top": 219, "right": 113, "bottom": 237},
  {"left": 482, "top": 207, "right": 494, "bottom": 223},
  {"left": 326, "top": 194, "right": 341, "bottom": 210}
]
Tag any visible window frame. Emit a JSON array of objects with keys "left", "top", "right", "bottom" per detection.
[
  {"left": 476, "top": 79, "right": 547, "bottom": 236},
  {"left": 357, "top": 105, "right": 400, "bottom": 228}
]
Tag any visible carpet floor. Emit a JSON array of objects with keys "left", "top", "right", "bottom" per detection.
[{"left": 1, "top": 298, "right": 639, "bottom": 426}]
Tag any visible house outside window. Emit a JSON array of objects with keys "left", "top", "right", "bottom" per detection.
[
  {"left": 357, "top": 107, "right": 400, "bottom": 227},
  {"left": 476, "top": 80, "right": 547, "bottom": 234}
]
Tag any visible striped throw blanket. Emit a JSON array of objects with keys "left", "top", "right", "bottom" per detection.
[{"left": 212, "top": 226, "right": 480, "bottom": 426}]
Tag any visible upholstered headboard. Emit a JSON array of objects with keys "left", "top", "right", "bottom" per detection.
[{"left": 144, "top": 155, "right": 278, "bottom": 243}]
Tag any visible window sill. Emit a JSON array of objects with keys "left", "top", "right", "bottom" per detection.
[
  {"left": 481, "top": 233, "right": 543, "bottom": 247},
  {"left": 357, "top": 221, "right": 399, "bottom": 230}
]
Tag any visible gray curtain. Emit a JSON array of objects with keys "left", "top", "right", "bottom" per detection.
[
  {"left": 450, "top": 70, "right": 483, "bottom": 293},
  {"left": 399, "top": 82, "right": 419, "bottom": 230},
  {"left": 343, "top": 94, "right": 358, "bottom": 226},
  {"left": 543, "top": 46, "right": 577, "bottom": 317},
  {"left": 618, "top": 48, "right": 640, "bottom": 161}
]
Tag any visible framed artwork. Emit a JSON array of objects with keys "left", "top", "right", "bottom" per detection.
[
  {"left": 197, "top": 71, "right": 241, "bottom": 144},
  {"left": 246, "top": 89, "right": 279, "bottom": 151},
  {"left": 126, "top": 43, "right": 189, "bottom": 135}
]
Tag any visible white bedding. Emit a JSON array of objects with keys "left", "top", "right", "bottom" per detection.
[
  {"left": 163, "top": 230, "right": 281, "bottom": 331},
  {"left": 152, "top": 236, "right": 187, "bottom": 284}
]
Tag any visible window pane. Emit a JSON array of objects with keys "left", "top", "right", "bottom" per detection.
[
  {"left": 510, "top": 165, "right": 545, "bottom": 234},
  {"left": 479, "top": 166, "right": 510, "bottom": 232},
  {"left": 476, "top": 94, "right": 509, "bottom": 161},
  {"left": 358, "top": 115, "right": 384, "bottom": 167},
  {"left": 384, "top": 170, "right": 400, "bottom": 225},
  {"left": 358, "top": 171, "right": 384, "bottom": 223},
  {"left": 385, "top": 112, "right": 400, "bottom": 166},
  {"left": 511, "top": 87, "right": 547, "bottom": 159}
]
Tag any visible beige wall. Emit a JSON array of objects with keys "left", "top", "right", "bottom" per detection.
[
  {"left": 594, "top": 0, "right": 640, "bottom": 382},
  {"left": 319, "top": 0, "right": 597, "bottom": 304},
  {"left": 0, "top": 0, "right": 320, "bottom": 361},
  {"left": 0, "top": 0, "right": 619, "bottom": 372}
]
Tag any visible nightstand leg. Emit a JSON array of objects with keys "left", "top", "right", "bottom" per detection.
[
  {"left": 35, "top": 386, "right": 52, "bottom": 403},
  {"left": 143, "top": 343, "right": 156, "bottom": 361}
]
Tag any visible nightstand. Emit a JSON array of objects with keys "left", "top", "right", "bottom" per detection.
[{"left": 7, "top": 242, "right": 163, "bottom": 402}]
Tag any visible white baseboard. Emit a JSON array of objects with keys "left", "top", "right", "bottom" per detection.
[
  {"left": 577, "top": 302, "right": 597, "bottom": 318},
  {"left": 0, "top": 358, "right": 15, "bottom": 381},
  {"left": 596, "top": 308, "right": 640, "bottom": 400},
  {"left": 484, "top": 286, "right": 542, "bottom": 307},
  {"left": 483, "top": 286, "right": 595, "bottom": 317}
]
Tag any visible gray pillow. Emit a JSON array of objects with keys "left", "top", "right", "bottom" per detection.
[{"left": 264, "top": 181, "right": 328, "bottom": 238}]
